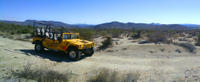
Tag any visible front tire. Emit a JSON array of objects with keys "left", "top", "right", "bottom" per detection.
[
  {"left": 34, "top": 43, "right": 44, "bottom": 53},
  {"left": 68, "top": 48, "right": 81, "bottom": 61},
  {"left": 85, "top": 47, "right": 94, "bottom": 57}
]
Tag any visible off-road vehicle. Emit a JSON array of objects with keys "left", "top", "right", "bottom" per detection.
[{"left": 32, "top": 23, "right": 95, "bottom": 61}]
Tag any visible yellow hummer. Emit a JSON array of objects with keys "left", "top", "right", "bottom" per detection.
[{"left": 32, "top": 27, "right": 95, "bottom": 61}]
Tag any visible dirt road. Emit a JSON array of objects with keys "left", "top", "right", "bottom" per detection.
[{"left": 1, "top": 36, "right": 200, "bottom": 81}]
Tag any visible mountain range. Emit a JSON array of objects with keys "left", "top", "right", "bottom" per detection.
[{"left": 0, "top": 20, "right": 200, "bottom": 30}]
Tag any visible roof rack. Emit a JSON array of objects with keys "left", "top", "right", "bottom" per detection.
[{"left": 33, "top": 22, "right": 71, "bottom": 34}]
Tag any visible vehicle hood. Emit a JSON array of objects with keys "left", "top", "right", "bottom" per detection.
[{"left": 64, "top": 39, "right": 93, "bottom": 45}]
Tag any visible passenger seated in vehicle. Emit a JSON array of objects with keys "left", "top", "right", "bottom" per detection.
[
  {"left": 41, "top": 28, "right": 45, "bottom": 37},
  {"left": 45, "top": 32, "right": 49, "bottom": 38},
  {"left": 35, "top": 28, "right": 39, "bottom": 36},
  {"left": 53, "top": 34, "right": 57, "bottom": 40},
  {"left": 57, "top": 34, "right": 62, "bottom": 42},
  {"left": 38, "top": 28, "right": 42, "bottom": 36},
  {"left": 45, "top": 27, "right": 50, "bottom": 38},
  {"left": 49, "top": 32, "right": 53, "bottom": 39}
]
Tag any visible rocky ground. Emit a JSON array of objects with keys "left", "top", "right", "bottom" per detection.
[{"left": 0, "top": 36, "right": 200, "bottom": 82}]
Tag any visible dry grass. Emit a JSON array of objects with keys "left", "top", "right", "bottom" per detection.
[
  {"left": 88, "top": 68, "right": 140, "bottom": 82},
  {"left": 123, "top": 72, "right": 140, "bottom": 82},
  {"left": 8, "top": 64, "right": 140, "bottom": 82},
  {"left": 88, "top": 68, "right": 120, "bottom": 82},
  {"left": 9, "top": 63, "right": 70, "bottom": 82}
]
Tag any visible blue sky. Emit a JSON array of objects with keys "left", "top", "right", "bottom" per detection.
[{"left": 0, "top": 0, "right": 200, "bottom": 24}]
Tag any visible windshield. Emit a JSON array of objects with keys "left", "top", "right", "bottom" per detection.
[
  {"left": 72, "top": 34, "right": 79, "bottom": 39},
  {"left": 63, "top": 34, "right": 71, "bottom": 39},
  {"left": 63, "top": 34, "right": 79, "bottom": 39}
]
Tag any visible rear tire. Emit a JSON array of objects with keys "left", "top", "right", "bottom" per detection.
[
  {"left": 68, "top": 48, "right": 81, "bottom": 61},
  {"left": 34, "top": 43, "right": 44, "bottom": 53}
]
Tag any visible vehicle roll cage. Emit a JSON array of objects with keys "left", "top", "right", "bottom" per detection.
[{"left": 33, "top": 22, "right": 70, "bottom": 40}]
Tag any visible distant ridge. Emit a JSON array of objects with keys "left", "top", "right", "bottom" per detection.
[
  {"left": 0, "top": 20, "right": 200, "bottom": 30},
  {"left": 0, "top": 20, "right": 74, "bottom": 28},
  {"left": 180, "top": 24, "right": 200, "bottom": 29},
  {"left": 94, "top": 21, "right": 192, "bottom": 30}
]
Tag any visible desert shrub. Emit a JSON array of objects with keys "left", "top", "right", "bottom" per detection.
[
  {"left": 77, "top": 29, "right": 95, "bottom": 40},
  {"left": 197, "top": 34, "right": 200, "bottom": 39},
  {"left": 0, "top": 23, "right": 34, "bottom": 36},
  {"left": 95, "top": 28, "right": 129, "bottom": 38},
  {"left": 175, "top": 49, "right": 181, "bottom": 53},
  {"left": 10, "top": 63, "right": 70, "bottom": 82},
  {"left": 195, "top": 34, "right": 200, "bottom": 46},
  {"left": 131, "top": 30, "right": 141, "bottom": 39},
  {"left": 88, "top": 69, "right": 121, "bottom": 82},
  {"left": 175, "top": 43, "right": 196, "bottom": 53},
  {"left": 160, "top": 48, "right": 165, "bottom": 52},
  {"left": 147, "top": 31, "right": 170, "bottom": 44},
  {"left": 109, "top": 28, "right": 123, "bottom": 38},
  {"left": 123, "top": 72, "right": 140, "bottom": 82},
  {"left": 88, "top": 68, "right": 140, "bottom": 82},
  {"left": 98, "top": 36, "right": 113, "bottom": 50}
]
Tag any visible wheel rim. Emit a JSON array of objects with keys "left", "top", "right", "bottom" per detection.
[
  {"left": 69, "top": 51, "right": 76, "bottom": 59},
  {"left": 36, "top": 45, "right": 41, "bottom": 51}
]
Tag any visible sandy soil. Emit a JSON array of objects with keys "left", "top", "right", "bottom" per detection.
[{"left": 0, "top": 36, "right": 200, "bottom": 82}]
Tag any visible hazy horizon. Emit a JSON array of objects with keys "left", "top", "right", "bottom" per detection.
[
  {"left": 1, "top": 19, "right": 200, "bottom": 25},
  {"left": 1, "top": 0, "right": 200, "bottom": 24}
]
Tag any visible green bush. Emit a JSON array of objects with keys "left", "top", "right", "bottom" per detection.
[
  {"left": 71, "top": 28, "right": 95, "bottom": 40},
  {"left": 175, "top": 43, "right": 196, "bottom": 53},
  {"left": 132, "top": 30, "right": 141, "bottom": 39},
  {"left": 147, "top": 31, "right": 170, "bottom": 44},
  {"left": 108, "top": 28, "right": 123, "bottom": 38},
  {"left": 196, "top": 34, "right": 200, "bottom": 46},
  {"left": 0, "top": 23, "right": 34, "bottom": 35},
  {"left": 98, "top": 36, "right": 113, "bottom": 50}
]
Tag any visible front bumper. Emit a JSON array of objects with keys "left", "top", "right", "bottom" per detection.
[{"left": 78, "top": 43, "right": 95, "bottom": 49}]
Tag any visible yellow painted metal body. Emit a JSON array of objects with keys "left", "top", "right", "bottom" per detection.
[{"left": 33, "top": 33, "right": 95, "bottom": 51}]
